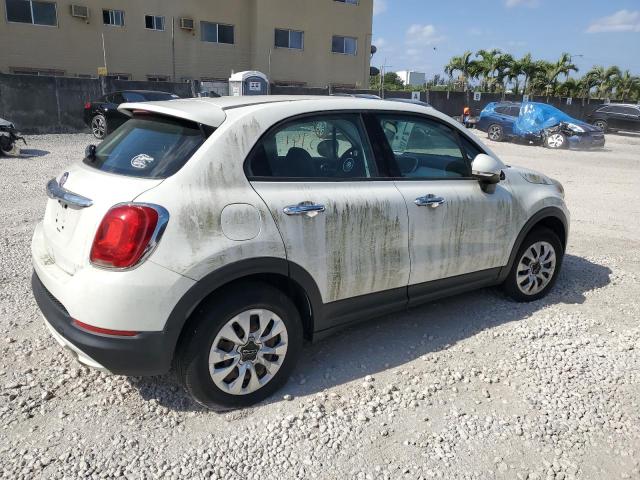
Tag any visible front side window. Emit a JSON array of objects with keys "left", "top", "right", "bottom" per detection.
[
  {"left": 145, "top": 15, "right": 164, "bottom": 31},
  {"left": 200, "top": 21, "right": 234, "bottom": 44},
  {"left": 377, "top": 115, "right": 471, "bottom": 179},
  {"left": 247, "top": 114, "right": 377, "bottom": 180},
  {"left": 332, "top": 35, "right": 357, "bottom": 55},
  {"left": 6, "top": 0, "right": 57, "bottom": 25},
  {"left": 275, "top": 28, "right": 304, "bottom": 49},
  {"left": 103, "top": 9, "right": 124, "bottom": 26},
  {"left": 84, "top": 115, "right": 206, "bottom": 179}
]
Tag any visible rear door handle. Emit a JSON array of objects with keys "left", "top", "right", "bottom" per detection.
[
  {"left": 283, "top": 201, "right": 326, "bottom": 217},
  {"left": 414, "top": 194, "right": 445, "bottom": 208}
]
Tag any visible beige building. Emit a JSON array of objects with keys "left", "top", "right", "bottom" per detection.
[{"left": 0, "top": 0, "right": 373, "bottom": 88}]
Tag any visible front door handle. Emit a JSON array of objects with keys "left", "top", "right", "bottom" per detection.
[
  {"left": 414, "top": 194, "right": 445, "bottom": 208},
  {"left": 283, "top": 201, "right": 326, "bottom": 217}
]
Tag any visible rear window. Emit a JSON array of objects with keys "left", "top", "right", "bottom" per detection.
[{"left": 83, "top": 115, "right": 206, "bottom": 179}]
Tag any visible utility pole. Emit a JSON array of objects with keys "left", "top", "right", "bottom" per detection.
[{"left": 379, "top": 59, "right": 392, "bottom": 99}]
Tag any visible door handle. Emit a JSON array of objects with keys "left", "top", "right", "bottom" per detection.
[
  {"left": 283, "top": 201, "right": 326, "bottom": 217},
  {"left": 414, "top": 194, "right": 445, "bottom": 208}
]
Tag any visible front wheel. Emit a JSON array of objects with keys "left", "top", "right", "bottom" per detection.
[
  {"left": 176, "top": 282, "right": 303, "bottom": 410},
  {"left": 545, "top": 132, "right": 566, "bottom": 149},
  {"left": 502, "top": 227, "right": 564, "bottom": 302}
]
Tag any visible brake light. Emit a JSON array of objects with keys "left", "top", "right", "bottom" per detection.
[
  {"left": 84, "top": 102, "right": 91, "bottom": 109},
  {"left": 73, "top": 319, "right": 138, "bottom": 337},
  {"left": 90, "top": 204, "right": 162, "bottom": 269}
]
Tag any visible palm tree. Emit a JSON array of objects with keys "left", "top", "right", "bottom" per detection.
[
  {"left": 519, "top": 54, "right": 539, "bottom": 95},
  {"left": 475, "top": 49, "right": 504, "bottom": 92},
  {"left": 616, "top": 71, "right": 639, "bottom": 101},
  {"left": 444, "top": 50, "right": 478, "bottom": 102},
  {"left": 547, "top": 53, "right": 579, "bottom": 94},
  {"left": 528, "top": 60, "right": 554, "bottom": 96},
  {"left": 496, "top": 53, "right": 516, "bottom": 94},
  {"left": 557, "top": 78, "right": 581, "bottom": 98},
  {"left": 599, "top": 66, "right": 622, "bottom": 98},
  {"left": 582, "top": 66, "right": 605, "bottom": 98}
]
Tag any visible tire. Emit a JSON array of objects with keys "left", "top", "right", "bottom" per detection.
[
  {"left": 502, "top": 227, "right": 564, "bottom": 302},
  {"left": 592, "top": 120, "right": 608, "bottom": 132},
  {"left": 90, "top": 114, "right": 107, "bottom": 139},
  {"left": 487, "top": 124, "right": 504, "bottom": 142},
  {"left": 176, "top": 282, "right": 303, "bottom": 410},
  {"left": 545, "top": 132, "right": 566, "bottom": 149}
]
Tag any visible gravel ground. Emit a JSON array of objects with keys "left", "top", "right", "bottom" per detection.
[{"left": 1, "top": 131, "right": 639, "bottom": 479}]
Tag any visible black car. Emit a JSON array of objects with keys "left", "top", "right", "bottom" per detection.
[
  {"left": 84, "top": 90, "right": 180, "bottom": 139},
  {"left": 586, "top": 103, "right": 640, "bottom": 133}
]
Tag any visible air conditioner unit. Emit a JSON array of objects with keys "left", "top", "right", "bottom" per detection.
[
  {"left": 70, "top": 5, "right": 89, "bottom": 19},
  {"left": 180, "top": 18, "right": 194, "bottom": 30}
]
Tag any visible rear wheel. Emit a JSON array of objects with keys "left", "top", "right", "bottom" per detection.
[
  {"left": 91, "top": 114, "right": 107, "bottom": 139},
  {"left": 503, "top": 227, "right": 563, "bottom": 302},
  {"left": 545, "top": 132, "right": 566, "bottom": 149},
  {"left": 176, "top": 282, "right": 303, "bottom": 410},
  {"left": 487, "top": 124, "right": 504, "bottom": 142},
  {"left": 592, "top": 120, "right": 608, "bottom": 132}
]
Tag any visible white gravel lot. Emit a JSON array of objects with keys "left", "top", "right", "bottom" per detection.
[{"left": 1, "top": 131, "right": 639, "bottom": 480}]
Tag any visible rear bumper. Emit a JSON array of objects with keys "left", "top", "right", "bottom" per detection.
[{"left": 32, "top": 271, "right": 174, "bottom": 376}]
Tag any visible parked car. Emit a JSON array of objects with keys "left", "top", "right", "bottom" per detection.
[
  {"left": 586, "top": 103, "right": 640, "bottom": 133},
  {"left": 0, "top": 117, "right": 26, "bottom": 156},
  {"left": 83, "top": 90, "right": 180, "bottom": 139},
  {"left": 477, "top": 101, "right": 605, "bottom": 149},
  {"left": 33, "top": 96, "right": 569, "bottom": 410}
]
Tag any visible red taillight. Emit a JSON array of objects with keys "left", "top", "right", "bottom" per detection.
[
  {"left": 73, "top": 319, "right": 138, "bottom": 337},
  {"left": 84, "top": 102, "right": 91, "bottom": 109},
  {"left": 90, "top": 205, "right": 159, "bottom": 269}
]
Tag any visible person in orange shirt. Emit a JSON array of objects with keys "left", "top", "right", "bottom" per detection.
[{"left": 463, "top": 107, "right": 471, "bottom": 128}]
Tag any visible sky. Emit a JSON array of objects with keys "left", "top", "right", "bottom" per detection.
[{"left": 371, "top": 0, "right": 640, "bottom": 79}]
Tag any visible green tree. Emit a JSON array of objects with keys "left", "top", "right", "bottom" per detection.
[
  {"left": 444, "top": 50, "right": 478, "bottom": 102},
  {"left": 616, "top": 70, "right": 639, "bottom": 101},
  {"left": 475, "top": 49, "right": 504, "bottom": 92}
]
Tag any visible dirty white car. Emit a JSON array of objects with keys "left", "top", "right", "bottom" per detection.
[{"left": 31, "top": 96, "right": 569, "bottom": 409}]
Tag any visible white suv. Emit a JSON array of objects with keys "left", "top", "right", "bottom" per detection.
[{"left": 32, "top": 96, "right": 569, "bottom": 409}]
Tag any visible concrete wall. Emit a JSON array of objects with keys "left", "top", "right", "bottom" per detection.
[
  {"left": 0, "top": 0, "right": 372, "bottom": 88},
  {"left": 0, "top": 73, "right": 193, "bottom": 133}
]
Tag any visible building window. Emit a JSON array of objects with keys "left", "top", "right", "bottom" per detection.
[
  {"left": 146, "top": 75, "right": 169, "bottom": 82},
  {"left": 332, "top": 35, "right": 357, "bottom": 55},
  {"left": 106, "top": 73, "right": 130, "bottom": 80},
  {"left": 103, "top": 9, "right": 124, "bottom": 26},
  {"left": 145, "top": 15, "right": 164, "bottom": 31},
  {"left": 6, "top": 0, "right": 57, "bottom": 26},
  {"left": 11, "top": 67, "right": 65, "bottom": 76},
  {"left": 275, "top": 28, "right": 304, "bottom": 50},
  {"left": 334, "top": 0, "right": 359, "bottom": 4},
  {"left": 200, "top": 21, "right": 234, "bottom": 44}
]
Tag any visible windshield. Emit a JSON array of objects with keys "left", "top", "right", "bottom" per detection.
[{"left": 83, "top": 115, "right": 206, "bottom": 179}]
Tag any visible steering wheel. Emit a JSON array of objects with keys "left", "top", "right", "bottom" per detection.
[{"left": 337, "top": 147, "right": 363, "bottom": 177}]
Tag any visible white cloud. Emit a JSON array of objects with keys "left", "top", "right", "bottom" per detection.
[
  {"left": 587, "top": 10, "right": 640, "bottom": 33},
  {"left": 405, "top": 24, "right": 445, "bottom": 47},
  {"left": 505, "top": 0, "right": 539, "bottom": 7},
  {"left": 373, "top": 0, "right": 387, "bottom": 16},
  {"left": 373, "top": 37, "right": 387, "bottom": 48}
]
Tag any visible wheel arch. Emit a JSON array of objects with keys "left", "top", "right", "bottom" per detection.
[
  {"left": 165, "top": 257, "right": 323, "bottom": 365},
  {"left": 499, "top": 207, "right": 568, "bottom": 282}
]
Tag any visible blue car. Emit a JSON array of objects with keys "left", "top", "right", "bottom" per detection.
[{"left": 477, "top": 101, "right": 605, "bottom": 149}]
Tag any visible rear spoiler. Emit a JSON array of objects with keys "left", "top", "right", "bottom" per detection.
[{"left": 118, "top": 98, "right": 227, "bottom": 128}]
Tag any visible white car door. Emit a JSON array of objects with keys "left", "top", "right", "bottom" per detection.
[
  {"left": 246, "top": 113, "right": 410, "bottom": 326},
  {"left": 373, "top": 113, "right": 513, "bottom": 296}
]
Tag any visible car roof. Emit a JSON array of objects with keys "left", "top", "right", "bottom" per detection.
[{"left": 118, "top": 95, "right": 440, "bottom": 128}]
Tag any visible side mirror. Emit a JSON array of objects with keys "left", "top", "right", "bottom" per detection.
[
  {"left": 85, "top": 144, "right": 97, "bottom": 160},
  {"left": 471, "top": 153, "right": 505, "bottom": 185}
]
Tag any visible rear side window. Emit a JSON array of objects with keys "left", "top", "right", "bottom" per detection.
[
  {"left": 84, "top": 115, "right": 206, "bottom": 179},
  {"left": 247, "top": 114, "right": 377, "bottom": 180}
]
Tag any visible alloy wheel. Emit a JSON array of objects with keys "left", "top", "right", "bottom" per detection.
[
  {"left": 516, "top": 241, "right": 556, "bottom": 295},
  {"left": 488, "top": 125, "right": 502, "bottom": 141},
  {"left": 91, "top": 116, "right": 106, "bottom": 138},
  {"left": 208, "top": 309, "right": 289, "bottom": 396},
  {"left": 547, "top": 133, "right": 564, "bottom": 149},
  {"left": 594, "top": 121, "right": 606, "bottom": 131}
]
